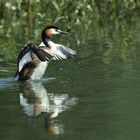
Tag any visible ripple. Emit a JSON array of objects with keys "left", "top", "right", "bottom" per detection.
[
  {"left": 0, "top": 77, "right": 15, "bottom": 88},
  {"left": 0, "top": 76, "right": 56, "bottom": 89}
]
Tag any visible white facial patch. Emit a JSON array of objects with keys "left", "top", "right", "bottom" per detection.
[{"left": 50, "top": 28, "right": 60, "bottom": 35}]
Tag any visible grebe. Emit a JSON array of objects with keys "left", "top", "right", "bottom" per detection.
[{"left": 15, "top": 26, "right": 76, "bottom": 81}]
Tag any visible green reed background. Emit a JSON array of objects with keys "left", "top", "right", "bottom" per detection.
[{"left": 0, "top": 0, "right": 140, "bottom": 63}]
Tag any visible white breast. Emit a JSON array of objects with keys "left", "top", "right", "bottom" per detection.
[{"left": 30, "top": 61, "right": 48, "bottom": 80}]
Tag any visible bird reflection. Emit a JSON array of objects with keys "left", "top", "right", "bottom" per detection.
[{"left": 19, "top": 81, "right": 77, "bottom": 135}]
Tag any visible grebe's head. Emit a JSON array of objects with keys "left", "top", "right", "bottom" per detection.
[{"left": 42, "top": 25, "right": 68, "bottom": 38}]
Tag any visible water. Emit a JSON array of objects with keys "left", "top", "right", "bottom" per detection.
[{"left": 0, "top": 22, "right": 140, "bottom": 140}]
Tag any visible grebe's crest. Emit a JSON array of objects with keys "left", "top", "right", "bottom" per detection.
[{"left": 46, "top": 25, "right": 59, "bottom": 30}]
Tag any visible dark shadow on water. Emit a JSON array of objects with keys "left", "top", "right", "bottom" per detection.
[{"left": 19, "top": 80, "right": 77, "bottom": 135}]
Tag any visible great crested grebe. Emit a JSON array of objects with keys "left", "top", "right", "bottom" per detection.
[{"left": 14, "top": 26, "right": 76, "bottom": 81}]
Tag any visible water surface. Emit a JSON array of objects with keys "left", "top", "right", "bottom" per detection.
[{"left": 0, "top": 20, "right": 140, "bottom": 140}]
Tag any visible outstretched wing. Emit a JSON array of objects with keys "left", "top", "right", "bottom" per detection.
[
  {"left": 32, "top": 47, "right": 53, "bottom": 61},
  {"left": 53, "top": 45, "right": 76, "bottom": 60},
  {"left": 39, "top": 42, "right": 76, "bottom": 60}
]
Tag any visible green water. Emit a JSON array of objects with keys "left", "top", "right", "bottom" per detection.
[{"left": 0, "top": 14, "right": 140, "bottom": 140}]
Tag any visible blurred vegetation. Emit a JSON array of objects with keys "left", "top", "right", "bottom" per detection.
[{"left": 0, "top": 0, "right": 139, "bottom": 63}]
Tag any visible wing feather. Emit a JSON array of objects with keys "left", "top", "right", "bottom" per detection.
[
  {"left": 39, "top": 41, "right": 76, "bottom": 60},
  {"left": 53, "top": 45, "right": 76, "bottom": 60},
  {"left": 15, "top": 42, "right": 53, "bottom": 78}
]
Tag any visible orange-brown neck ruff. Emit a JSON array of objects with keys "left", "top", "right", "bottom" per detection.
[
  {"left": 42, "top": 29, "right": 52, "bottom": 46},
  {"left": 45, "top": 29, "right": 53, "bottom": 38}
]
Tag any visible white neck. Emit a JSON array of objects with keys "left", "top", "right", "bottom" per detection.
[{"left": 39, "top": 40, "right": 56, "bottom": 47}]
